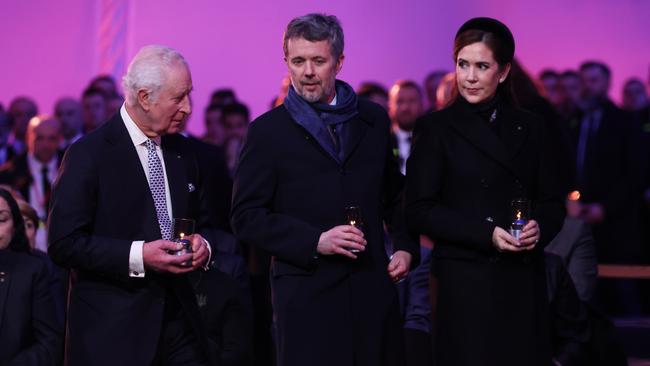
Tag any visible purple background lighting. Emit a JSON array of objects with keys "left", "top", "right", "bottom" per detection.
[{"left": 1, "top": 0, "right": 648, "bottom": 135}]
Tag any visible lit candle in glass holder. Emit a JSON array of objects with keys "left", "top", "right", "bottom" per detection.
[
  {"left": 344, "top": 206, "right": 364, "bottom": 253},
  {"left": 509, "top": 199, "right": 530, "bottom": 242},
  {"left": 171, "top": 218, "right": 195, "bottom": 266}
]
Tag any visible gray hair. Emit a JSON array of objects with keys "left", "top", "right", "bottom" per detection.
[
  {"left": 122, "top": 45, "right": 188, "bottom": 106},
  {"left": 283, "top": 13, "right": 344, "bottom": 60}
]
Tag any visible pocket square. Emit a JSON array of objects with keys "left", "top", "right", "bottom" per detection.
[{"left": 188, "top": 183, "right": 195, "bottom": 192}]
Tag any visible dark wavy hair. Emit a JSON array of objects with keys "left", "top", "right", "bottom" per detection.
[{"left": 0, "top": 188, "right": 30, "bottom": 252}]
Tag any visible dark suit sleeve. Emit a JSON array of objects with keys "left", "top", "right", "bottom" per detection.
[
  {"left": 8, "top": 257, "right": 63, "bottom": 366},
  {"left": 48, "top": 142, "right": 132, "bottom": 279},
  {"left": 405, "top": 118, "right": 496, "bottom": 252},
  {"left": 231, "top": 119, "right": 322, "bottom": 269}
]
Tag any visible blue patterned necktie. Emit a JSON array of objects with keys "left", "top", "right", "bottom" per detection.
[{"left": 145, "top": 139, "right": 172, "bottom": 240}]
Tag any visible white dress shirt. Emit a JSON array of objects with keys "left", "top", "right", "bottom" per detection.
[
  {"left": 27, "top": 153, "right": 58, "bottom": 220},
  {"left": 121, "top": 105, "right": 211, "bottom": 277},
  {"left": 121, "top": 105, "right": 174, "bottom": 278},
  {"left": 392, "top": 125, "right": 412, "bottom": 175},
  {"left": 27, "top": 154, "right": 58, "bottom": 253}
]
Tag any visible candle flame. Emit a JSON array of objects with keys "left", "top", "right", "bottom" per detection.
[
  {"left": 516, "top": 211, "right": 521, "bottom": 220},
  {"left": 179, "top": 232, "right": 185, "bottom": 239},
  {"left": 350, "top": 220, "right": 356, "bottom": 226},
  {"left": 568, "top": 190, "right": 581, "bottom": 201}
]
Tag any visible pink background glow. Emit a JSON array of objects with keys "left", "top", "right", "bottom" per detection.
[{"left": 1, "top": 0, "right": 648, "bottom": 135}]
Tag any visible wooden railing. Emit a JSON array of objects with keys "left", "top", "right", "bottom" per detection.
[{"left": 597, "top": 264, "right": 650, "bottom": 280}]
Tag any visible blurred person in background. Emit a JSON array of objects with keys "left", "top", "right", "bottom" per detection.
[
  {"left": 435, "top": 72, "right": 457, "bottom": 110},
  {"left": 210, "top": 88, "right": 238, "bottom": 107},
  {"left": 221, "top": 102, "right": 250, "bottom": 174},
  {"left": 621, "top": 77, "right": 649, "bottom": 112},
  {"left": 54, "top": 97, "right": 84, "bottom": 149},
  {"left": 0, "top": 110, "right": 16, "bottom": 165},
  {"left": 423, "top": 70, "right": 448, "bottom": 112},
  {"left": 0, "top": 115, "right": 63, "bottom": 253},
  {"left": 357, "top": 81, "right": 388, "bottom": 110},
  {"left": 89, "top": 74, "right": 124, "bottom": 116},
  {"left": 203, "top": 103, "right": 225, "bottom": 146},
  {"left": 388, "top": 80, "right": 423, "bottom": 174},
  {"left": 81, "top": 86, "right": 109, "bottom": 134},
  {"left": 568, "top": 60, "right": 645, "bottom": 315},
  {"left": 559, "top": 70, "right": 583, "bottom": 120},
  {"left": 271, "top": 74, "right": 292, "bottom": 108},
  {"left": 7, "top": 96, "right": 38, "bottom": 155},
  {"left": 538, "top": 69, "right": 565, "bottom": 112}
]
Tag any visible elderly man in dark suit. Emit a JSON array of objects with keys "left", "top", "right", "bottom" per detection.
[
  {"left": 231, "top": 13, "right": 418, "bottom": 366},
  {"left": 48, "top": 45, "right": 213, "bottom": 366}
]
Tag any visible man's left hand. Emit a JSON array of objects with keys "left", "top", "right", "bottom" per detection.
[
  {"left": 188, "top": 234, "right": 210, "bottom": 269},
  {"left": 387, "top": 250, "right": 412, "bottom": 283}
]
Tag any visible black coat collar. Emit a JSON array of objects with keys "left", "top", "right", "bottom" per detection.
[{"left": 447, "top": 99, "right": 529, "bottom": 176}]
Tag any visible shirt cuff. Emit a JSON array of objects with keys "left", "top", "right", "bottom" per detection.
[
  {"left": 129, "top": 241, "right": 146, "bottom": 278},
  {"left": 202, "top": 237, "right": 212, "bottom": 271}
]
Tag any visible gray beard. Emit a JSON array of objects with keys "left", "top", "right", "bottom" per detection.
[{"left": 298, "top": 90, "right": 322, "bottom": 103}]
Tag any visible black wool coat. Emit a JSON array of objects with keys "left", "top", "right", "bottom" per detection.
[
  {"left": 406, "top": 98, "right": 565, "bottom": 366},
  {"left": 231, "top": 99, "right": 418, "bottom": 366}
]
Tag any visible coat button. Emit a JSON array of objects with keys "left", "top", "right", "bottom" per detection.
[
  {"left": 489, "top": 256, "right": 499, "bottom": 263},
  {"left": 485, "top": 216, "right": 494, "bottom": 223},
  {"left": 340, "top": 169, "right": 346, "bottom": 176},
  {"left": 480, "top": 178, "right": 488, "bottom": 188}
]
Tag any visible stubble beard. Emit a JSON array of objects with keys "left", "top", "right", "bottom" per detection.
[{"left": 297, "top": 87, "right": 323, "bottom": 103}]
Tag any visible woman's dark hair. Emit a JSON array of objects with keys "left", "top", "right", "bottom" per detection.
[
  {"left": 0, "top": 188, "right": 30, "bottom": 252},
  {"left": 453, "top": 29, "right": 515, "bottom": 103}
]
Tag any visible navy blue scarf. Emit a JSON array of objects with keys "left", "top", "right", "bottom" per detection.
[{"left": 284, "top": 79, "right": 359, "bottom": 163}]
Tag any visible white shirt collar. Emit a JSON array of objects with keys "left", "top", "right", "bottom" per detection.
[
  {"left": 27, "top": 153, "right": 58, "bottom": 171},
  {"left": 330, "top": 94, "right": 337, "bottom": 106},
  {"left": 393, "top": 125, "right": 412, "bottom": 141},
  {"left": 120, "top": 104, "right": 161, "bottom": 146}
]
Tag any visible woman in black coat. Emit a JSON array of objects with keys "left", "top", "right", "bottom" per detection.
[
  {"left": 0, "top": 188, "right": 63, "bottom": 365},
  {"left": 405, "top": 18, "right": 565, "bottom": 366}
]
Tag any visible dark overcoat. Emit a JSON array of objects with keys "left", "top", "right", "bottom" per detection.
[
  {"left": 231, "top": 100, "right": 418, "bottom": 366},
  {"left": 405, "top": 98, "right": 565, "bottom": 366}
]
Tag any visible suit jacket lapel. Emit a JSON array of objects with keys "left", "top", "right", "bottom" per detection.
[
  {"left": 448, "top": 101, "right": 515, "bottom": 174},
  {"left": 162, "top": 136, "right": 188, "bottom": 220},
  {"left": 104, "top": 115, "right": 161, "bottom": 240}
]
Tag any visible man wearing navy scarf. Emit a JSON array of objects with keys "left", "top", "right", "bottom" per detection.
[{"left": 231, "top": 13, "right": 418, "bottom": 366}]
